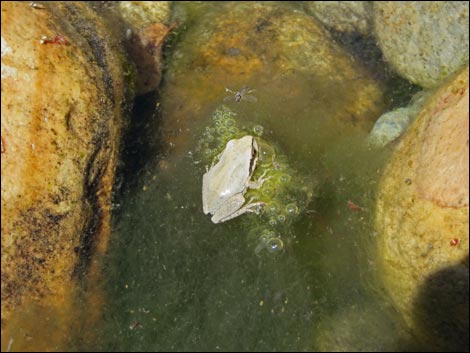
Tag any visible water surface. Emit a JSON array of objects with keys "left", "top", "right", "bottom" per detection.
[{"left": 97, "top": 2, "right": 421, "bottom": 351}]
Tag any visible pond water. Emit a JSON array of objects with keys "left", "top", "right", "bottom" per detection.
[{"left": 92, "top": 2, "right": 425, "bottom": 351}]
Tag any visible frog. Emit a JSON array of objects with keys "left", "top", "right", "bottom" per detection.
[{"left": 202, "top": 135, "right": 269, "bottom": 223}]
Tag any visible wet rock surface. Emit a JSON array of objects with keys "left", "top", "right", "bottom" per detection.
[
  {"left": 1, "top": 2, "right": 131, "bottom": 350},
  {"left": 304, "top": 1, "right": 373, "bottom": 36},
  {"left": 116, "top": 1, "right": 173, "bottom": 95},
  {"left": 161, "top": 2, "right": 386, "bottom": 158},
  {"left": 375, "top": 67, "right": 469, "bottom": 350},
  {"left": 374, "top": 2, "right": 469, "bottom": 88}
]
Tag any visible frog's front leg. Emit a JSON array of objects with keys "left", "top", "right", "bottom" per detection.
[
  {"left": 211, "top": 194, "right": 265, "bottom": 223},
  {"left": 247, "top": 169, "right": 270, "bottom": 189}
]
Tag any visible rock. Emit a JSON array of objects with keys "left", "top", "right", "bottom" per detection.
[
  {"left": 117, "top": 1, "right": 173, "bottom": 95},
  {"left": 126, "top": 21, "right": 177, "bottom": 95},
  {"left": 368, "top": 90, "right": 431, "bottom": 147},
  {"left": 161, "top": 2, "right": 385, "bottom": 157},
  {"left": 118, "top": 1, "right": 171, "bottom": 28},
  {"left": 374, "top": 2, "right": 469, "bottom": 88},
  {"left": 315, "top": 303, "right": 412, "bottom": 351},
  {"left": 304, "top": 1, "right": 373, "bottom": 36},
  {"left": 375, "top": 67, "right": 469, "bottom": 350},
  {"left": 1, "top": 2, "right": 131, "bottom": 350},
  {"left": 368, "top": 107, "right": 412, "bottom": 147}
]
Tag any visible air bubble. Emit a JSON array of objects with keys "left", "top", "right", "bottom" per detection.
[
  {"left": 277, "top": 213, "right": 287, "bottom": 223},
  {"left": 253, "top": 125, "right": 264, "bottom": 136},
  {"left": 224, "top": 118, "right": 236, "bottom": 127},
  {"left": 286, "top": 203, "right": 299, "bottom": 215},
  {"left": 268, "top": 217, "right": 278, "bottom": 226},
  {"left": 266, "top": 237, "right": 284, "bottom": 254},
  {"left": 279, "top": 173, "right": 291, "bottom": 183}
]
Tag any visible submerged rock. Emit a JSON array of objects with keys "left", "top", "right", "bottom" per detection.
[
  {"left": 161, "top": 2, "right": 386, "bottom": 157},
  {"left": 304, "top": 1, "right": 373, "bottom": 36},
  {"left": 1, "top": 2, "right": 132, "bottom": 350},
  {"left": 118, "top": 1, "right": 171, "bottom": 27},
  {"left": 374, "top": 2, "right": 469, "bottom": 88},
  {"left": 368, "top": 90, "right": 431, "bottom": 147},
  {"left": 368, "top": 107, "right": 412, "bottom": 147},
  {"left": 315, "top": 303, "right": 412, "bottom": 351},
  {"left": 375, "top": 67, "right": 469, "bottom": 350}
]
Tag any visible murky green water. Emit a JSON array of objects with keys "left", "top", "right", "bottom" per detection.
[{"left": 95, "top": 2, "right": 424, "bottom": 351}]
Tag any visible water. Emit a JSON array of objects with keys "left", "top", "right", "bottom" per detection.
[{"left": 97, "top": 2, "right": 422, "bottom": 351}]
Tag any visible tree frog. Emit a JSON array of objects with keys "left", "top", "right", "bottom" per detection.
[{"left": 202, "top": 135, "right": 268, "bottom": 223}]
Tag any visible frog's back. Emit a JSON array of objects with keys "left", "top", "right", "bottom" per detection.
[{"left": 202, "top": 136, "right": 254, "bottom": 215}]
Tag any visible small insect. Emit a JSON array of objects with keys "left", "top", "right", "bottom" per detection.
[
  {"left": 347, "top": 200, "right": 364, "bottom": 212},
  {"left": 224, "top": 85, "right": 257, "bottom": 103},
  {"left": 40, "top": 35, "right": 69, "bottom": 45},
  {"left": 450, "top": 238, "right": 459, "bottom": 247}
]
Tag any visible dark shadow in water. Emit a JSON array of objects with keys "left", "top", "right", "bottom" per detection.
[
  {"left": 329, "top": 29, "right": 421, "bottom": 110},
  {"left": 114, "top": 91, "right": 163, "bottom": 199},
  {"left": 412, "top": 255, "right": 469, "bottom": 352}
]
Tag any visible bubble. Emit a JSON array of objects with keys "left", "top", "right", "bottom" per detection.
[
  {"left": 224, "top": 118, "right": 236, "bottom": 127},
  {"left": 261, "top": 229, "right": 276, "bottom": 238},
  {"left": 277, "top": 213, "right": 287, "bottom": 223},
  {"left": 205, "top": 134, "right": 214, "bottom": 142},
  {"left": 266, "top": 202, "right": 281, "bottom": 215},
  {"left": 268, "top": 217, "right": 278, "bottom": 226},
  {"left": 263, "top": 187, "right": 274, "bottom": 196},
  {"left": 278, "top": 173, "right": 291, "bottom": 183},
  {"left": 286, "top": 203, "right": 299, "bottom": 215},
  {"left": 228, "top": 127, "right": 239, "bottom": 135},
  {"left": 253, "top": 125, "right": 264, "bottom": 136},
  {"left": 217, "top": 127, "right": 226, "bottom": 135},
  {"left": 258, "top": 230, "right": 271, "bottom": 244},
  {"left": 266, "top": 237, "right": 284, "bottom": 254}
]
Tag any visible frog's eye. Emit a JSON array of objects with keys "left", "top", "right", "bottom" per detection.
[{"left": 249, "top": 139, "right": 258, "bottom": 174}]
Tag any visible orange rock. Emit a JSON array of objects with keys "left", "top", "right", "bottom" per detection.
[
  {"left": 415, "top": 82, "right": 469, "bottom": 208},
  {"left": 375, "top": 66, "right": 469, "bottom": 350},
  {"left": 1, "top": 2, "right": 131, "bottom": 350}
]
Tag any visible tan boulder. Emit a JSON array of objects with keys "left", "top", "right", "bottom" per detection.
[
  {"left": 160, "top": 2, "right": 386, "bottom": 157},
  {"left": 1, "top": 2, "right": 131, "bottom": 350},
  {"left": 375, "top": 67, "right": 469, "bottom": 350}
]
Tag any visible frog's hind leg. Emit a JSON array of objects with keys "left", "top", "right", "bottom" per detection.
[{"left": 213, "top": 197, "right": 265, "bottom": 223}]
